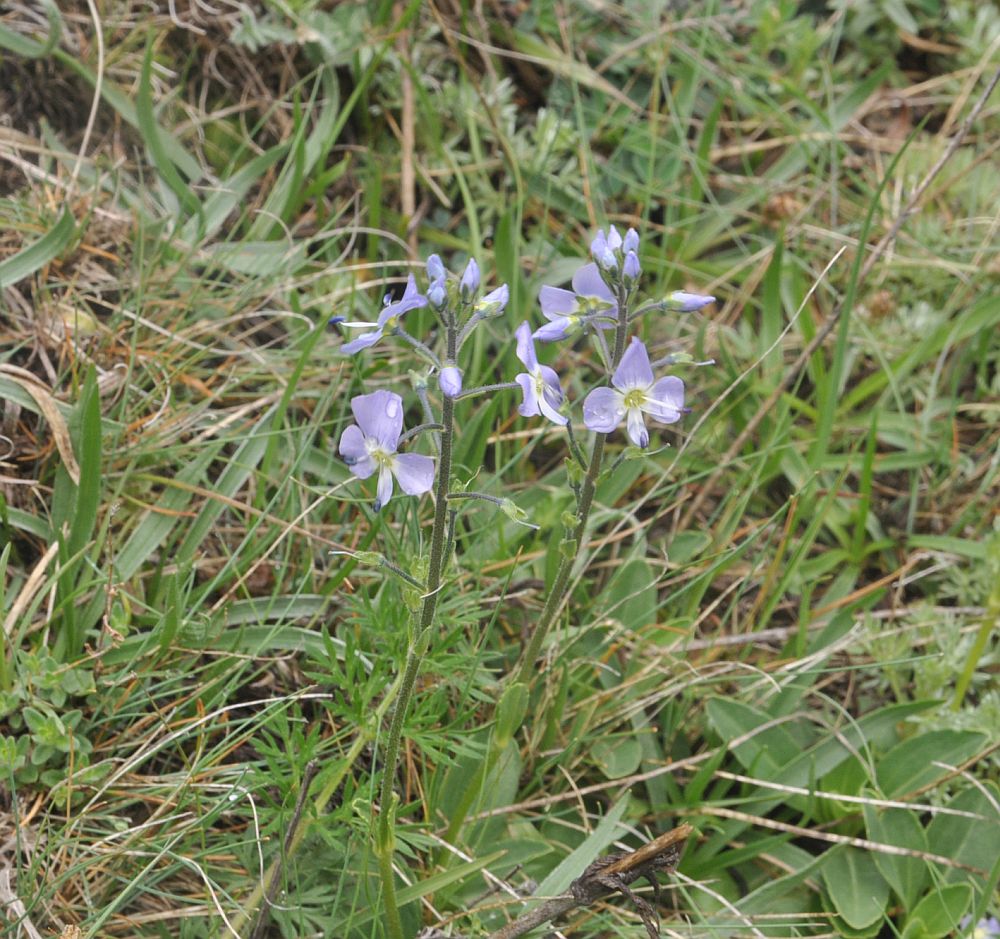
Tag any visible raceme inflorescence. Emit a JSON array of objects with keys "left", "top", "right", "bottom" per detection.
[{"left": 332, "top": 226, "right": 714, "bottom": 939}]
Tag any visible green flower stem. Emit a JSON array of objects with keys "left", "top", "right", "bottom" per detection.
[
  {"left": 446, "top": 491, "right": 506, "bottom": 506},
  {"left": 398, "top": 421, "right": 444, "bottom": 444},
  {"left": 513, "top": 283, "right": 631, "bottom": 687},
  {"left": 454, "top": 381, "right": 520, "bottom": 400},
  {"left": 393, "top": 326, "right": 441, "bottom": 366},
  {"left": 376, "top": 353, "right": 457, "bottom": 939}
]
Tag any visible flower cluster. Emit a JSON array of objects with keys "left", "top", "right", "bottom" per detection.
[
  {"left": 530, "top": 225, "right": 714, "bottom": 448},
  {"left": 336, "top": 255, "right": 512, "bottom": 508},
  {"left": 334, "top": 228, "right": 714, "bottom": 508}
]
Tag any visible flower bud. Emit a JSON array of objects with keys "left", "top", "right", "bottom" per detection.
[
  {"left": 476, "top": 283, "right": 509, "bottom": 317},
  {"left": 590, "top": 230, "right": 608, "bottom": 265},
  {"left": 623, "top": 227, "right": 640, "bottom": 254},
  {"left": 438, "top": 365, "right": 462, "bottom": 398},
  {"left": 623, "top": 250, "right": 641, "bottom": 282},
  {"left": 426, "top": 254, "right": 446, "bottom": 283},
  {"left": 428, "top": 277, "right": 447, "bottom": 308},
  {"left": 667, "top": 290, "right": 716, "bottom": 311},
  {"left": 460, "top": 258, "right": 480, "bottom": 297},
  {"left": 607, "top": 224, "right": 623, "bottom": 251}
]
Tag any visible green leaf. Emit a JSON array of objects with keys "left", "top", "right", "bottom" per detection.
[
  {"left": 178, "top": 142, "right": 289, "bottom": 246},
  {"left": 0, "top": 209, "right": 76, "bottom": 289},
  {"left": 876, "top": 731, "right": 988, "bottom": 797},
  {"left": 862, "top": 802, "right": 929, "bottom": 909},
  {"left": 534, "top": 796, "right": 630, "bottom": 898},
  {"left": 0, "top": 0, "right": 61, "bottom": 58},
  {"left": 604, "top": 558, "right": 657, "bottom": 631},
  {"left": 822, "top": 846, "right": 890, "bottom": 930},
  {"left": 705, "top": 697, "right": 804, "bottom": 775},
  {"left": 901, "top": 884, "right": 972, "bottom": 939},
  {"left": 137, "top": 37, "right": 202, "bottom": 220},
  {"left": 925, "top": 784, "right": 1000, "bottom": 889},
  {"left": 592, "top": 736, "right": 643, "bottom": 779}
]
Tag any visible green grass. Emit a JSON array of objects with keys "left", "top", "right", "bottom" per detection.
[{"left": 1, "top": 1, "right": 999, "bottom": 937}]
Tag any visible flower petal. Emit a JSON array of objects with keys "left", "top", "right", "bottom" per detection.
[
  {"left": 515, "top": 373, "right": 539, "bottom": 418},
  {"left": 583, "top": 386, "right": 625, "bottom": 433},
  {"left": 351, "top": 390, "right": 403, "bottom": 450},
  {"left": 338, "top": 425, "right": 376, "bottom": 478},
  {"left": 374, "top": 464, "right": 394, "bottom": 511},
  {"left": 341, "top": 328, "right": 383, "bottom": 354},
  {"left": 626, "top": 407, "right": 649, "bottom": 448},
  {"left": 392, "top": 452, "right": 435, "bottom": 495},
  {"left": 515, "top": 321, "right": 538, "bottom": 371},
  {"left": 539, "top": 285, "right": 578, "bottom": 319},
  {"left": 377, "top": 275, "right": 428, "bottom": 326},
  {"left": 537, "top": 366, "right": 568, "bottom": 425},
  {"left": 533, "top": 317, "right": 574, "bottom": 342},
  {"left": 643, "top": 376, "right": 685, "bottom": 423},
  {"left": 612, "top": 337, "right": 654, "bottom": 392},
  {"left": 572, "top": 263, "right": 615, "bottom": 302}
]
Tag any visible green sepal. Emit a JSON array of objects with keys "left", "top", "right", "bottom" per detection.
[{"left": 559, "top": 538, "right": 578, "bottom": 559}]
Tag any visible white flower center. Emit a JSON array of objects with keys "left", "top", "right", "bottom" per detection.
[{"left": 366, "top": 439, "right": 395, "bottom": 468}]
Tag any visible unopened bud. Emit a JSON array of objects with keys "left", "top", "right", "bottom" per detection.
[{"left": 439, "top": 365, "right": 463, "bottom": 398}]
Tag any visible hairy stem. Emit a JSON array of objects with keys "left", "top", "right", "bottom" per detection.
[{"left": 376, "top": 350, "right": 456, "bottom": 939}]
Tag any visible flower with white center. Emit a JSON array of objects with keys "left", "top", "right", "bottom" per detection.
[
  {"left": 338, "top": 389, "right": 434, "bottom": 510},
  {"left": 583, "top": 337, "right": 685, "bottom": 447},
  {"left": 341, "top": 275, "right": 428, "bottom": 354},
  {"left": 534, "top": 263, "right": 617, "bottom": 342},
  {"left": 513, "top": 321, "right": 568, "bottom": 426}
]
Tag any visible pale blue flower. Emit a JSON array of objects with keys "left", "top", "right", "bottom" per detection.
[
  {"left": 583, "top": 337, "right": 684, "bottom": 447},
  {"left": 338, "top": 390, "right": 434, "bottom": 510},
  {"left": 534, "top": 263, "right": 617, "bottom": 342},
  {"left": 341, "top": 276, "right": 427, "bottom": 354},
  {"left": 623, "top": 227, "right": 639, "bottom": 254},
  {"left": 514, "top": 322, "right": 567, "bottom": 426},
  {"left": 961, "top": 916, "right": 1000, "bottom": 939}
]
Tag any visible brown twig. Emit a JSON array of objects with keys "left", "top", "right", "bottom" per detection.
[{"left": 487, "top": 825, "right": 693, "bottom": 939}]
